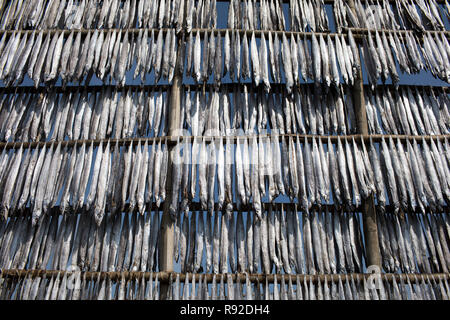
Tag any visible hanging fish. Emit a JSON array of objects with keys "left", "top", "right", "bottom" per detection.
[
  {"left": 260, "top": 32, "right": 270, "bottom": 92},
  {"left": 250, "top": 31, "right": 260, "bottom": 85},
  {"left": 281, "top": 32, "right": 294, "bottom": 92},
  {"left": 242, "top": 32, "right": 250, "bottom": 80},
  {"left": 198, "top": 137, "right": 208, "bottom": 209},
  {"left": 319, "top": 33, "right": 330, "bottom": 86},
  {"left": 311, "top": 32, "right": 322, "bottom": 84}
]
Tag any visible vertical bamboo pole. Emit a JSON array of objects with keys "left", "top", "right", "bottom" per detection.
[
  {"left": 159, "top": 36, "right": 184, "bottom": 299},
  {"left": 346, "top": 0, "right": 382, "bottom": 269}
]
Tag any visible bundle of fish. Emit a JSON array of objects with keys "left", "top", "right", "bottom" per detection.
[
  {"left": 185, "top": 29, "right": 361, "bottom": 90},
  {"left": 362, "top": 30, "right": 450, "bottom": 86},
  {"left": 0, "top": 139, "right": 170, "bottom": 225},
  {"left": 288, "top": 0, "right": 329, "bottom": 32},
  {"left": 182, "top": 84, "right": 357, "bottom": 137},
  {"left": 227, "top": 0, "right": 329, "bottom": 32},
  {"left": 0, "top": 211, "right": 161, "bottom": 272},
  {"left": 377, "top": 211, "right": 450, "bottom": 274},
  {"left": 0, "top": 0, "right": 216, "bottom": 31},
  {"left": 227, "top": 0, "right": 286, "bottom": 31},
  {"left": 334, "top": 0, "right": 446, "bottom": 32},
  {"left": 420, "top": 31, "right": 450, "bottom": 82},
  {"left": 0, "top": 28, "right": 178, "bottom": 86},
  {"left": 374, "top": 136, "right": 450, "bottom": 214},
  {"left": 0, "top": 272, "right": 161, "bottom": 300},
  {"left": 0, "top": 87, "right": 169, "bottom": 143},
  {"left": 174, "top": 208, "right": 365, "bottom": 275},
  {"left": 169, "top": 273, "right": 450, "bottom": 300},
  {"left": 365, "top": 86, "right": 449, "bottom": 135}
]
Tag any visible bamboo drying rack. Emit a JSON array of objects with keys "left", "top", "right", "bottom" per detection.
[{"left": 0, "top": 0, "right": 449, "bottom": 300}]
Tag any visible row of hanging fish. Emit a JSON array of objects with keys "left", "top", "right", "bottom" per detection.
[
  {"left": 0, "top": 139, "right": 172, "bottom": 225},
  {"left": 362, "top": 30, "right": 450, "bottom": 86},
  {"left": 0, "top": 211, "right": 161, "bottom": 272},
  {"left": 0, "top": 271, "right": 161, "bottom": 300},
  {"left": 169, "top": 273, "right": 450, "bottom": 300},
  {"left": 185, "top": 29, "right": 362, "bottom": 90},
  {"left": 227, "top": 0, "right": 329, "bottom": 31},
  {"left": 0, "top": 205, "right": 364, "bottom": 275},
  {"left": 377, "top": 211, "right": 450, "bottom": 274},
  {"left": 182, "top": 85, "right": 358, "bottom": 137},
  {"left": 0, "top": 0, "right": 217, "bottom": 31},
  {"left": 2, "top": 0, "right": 447, "bottom": 33},
  {"left": 174, "top": 209, "right": 365, "bottom": 275},
  {"left": 182, "top": 84, "right": 446, "bottom": 136},
  {"left": 1, "top": 28, "right": 448, "bottom": 88},
  {"left": 365, "top": 86, "right": 449, "bottom": 135},
  {"left": 0, "top": 134, "right": 449, "bottom": 225},
  {"left": 0, "top": 0, "right": 329, "bottom": 32},
  {"left": 185, "top": 29, "right": 450, "bottom": 89},
  {"left": 0, "top": 84, "right": 356, "bottom": 144},
  {"left": 2, "top": 199, "right": 448, "bottom": 276},
  {"left": 0, "top": 87, "right": 169, "bottom": 143},
  {"left": 1, "top": 83, "right": 446, "bottom": 144},
  {"left": 334, "top": 0, "right": 447, "bottom": 32},
  {"left": 0, "top": 28, "right": 178, "bottom": 86},
  {"left": 173, "top": 135, "right": 450, "bottom": 215},
  {"left": 2, "top": 271, "right": 449, "bottom": 300}
]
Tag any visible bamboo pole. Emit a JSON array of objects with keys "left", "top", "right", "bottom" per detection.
[
  {"left": 347, "top": 0, "right": 382, "bottom": 270},
  {"left": 158, "top": 34, "right": 185, "bottom": 300}
]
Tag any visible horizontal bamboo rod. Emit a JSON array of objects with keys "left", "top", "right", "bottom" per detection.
[
  {"left": 0, "top": 27, "right": 448, "bottom": 41},
  {"left": 0, "top": 134, "right": 448, "bottom": 150},
  {"left": 189, "top": 28, "right": 333, "bottom": 38},
  {"left": 1, "top": 269, "right": 449, "bottom": 284},
  {"left": 11, "top": 203, "right": 351, "bottom": 216},
  {"left": 0, "top": 83, "right": 447, "bottom": 94},
  {"left": 0, "top": 84, "right": 171, "bottom": 94},
  {"left": 342, "top": 27, "right": 450, "bottom": 36},
  {"left": 367, "top": 84, "right": 449, "bottom": 93},
  {"left": 6, "top": 202, "right": 447, "bottom": 219},
  {"left": 0, "top": 28, "right": 171, "bottom": 36}
]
